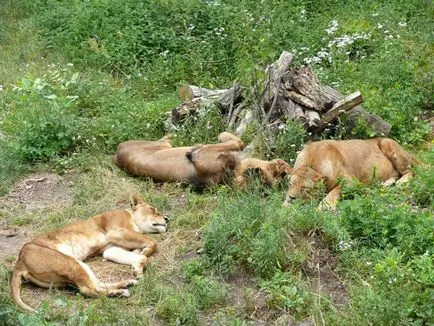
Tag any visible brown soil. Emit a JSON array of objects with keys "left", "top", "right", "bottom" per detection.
[
  {"left": 300, "top": 231, "right": 348, "bottom": 306},
  {"left": 0, "top": 230, "right": 27, "bottom": 259},
  {"left": 0, "top": 173, "right": 74, "bottom": 259},
  {"left": 3, "top": 172, "right": 74, "bottom": 211}
]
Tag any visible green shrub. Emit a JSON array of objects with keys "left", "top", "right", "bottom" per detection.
[
  {"left": 2, "top": 75, "right": 86, "bottom": 161},
  {"left": 1, "top": 64, "right": 178, "bottom": 163},
  {"left": 203, "top": 190, "right": 343, "bottom": 277},
  {"left": 188, "top": 275, "right": 228, "bottom": 309},
  {"left": 273, "top": 120, "right": 307, "bottom": 163},
  {"left": 170, "top": 103, "right": 227, "bottom": 147},
  {"left": 343, "top": 248, "right": 434, "bottom": 325},
  {"left": 338, "top": 184, "right": 434, "bottom": 259},
  {"left": 260, "top": 271, "right": 312, "bottom": 316}
]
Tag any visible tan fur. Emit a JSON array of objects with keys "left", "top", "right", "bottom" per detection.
[
  {"left": 114, "top": 132, "right": 244, "bottom": 185},
  {"left": 186, "top": 132, "right": 245, "bottom": 184},
  {"left": 10, "top": 193, "right": 167, "bottom": 312},
  {"left": 285, "top": 138, "right": 416, "bottom": 208},
  {"left": 234, "top": 158, "right": 292, "bottom": 188}
]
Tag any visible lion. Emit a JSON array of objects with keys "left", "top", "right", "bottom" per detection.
[
  {"left": 10, "top": 193, "right": 167, "bottom": 312},
  {"left": 284, "top": 138, "right": 416, "bottom": 208},
  {"left": 232, "top": 158, "right": 292, "bottom": 188},
  {"left": 113, "top": 132, "right": 244, "bottom": 185}
]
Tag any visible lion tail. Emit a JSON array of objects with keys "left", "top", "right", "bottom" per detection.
[
  {"left": 185, "top": 146, "right": 203, "bottom": 163},
  {"left": 10, "top": 261, "right": 34, "bottom": 312}
]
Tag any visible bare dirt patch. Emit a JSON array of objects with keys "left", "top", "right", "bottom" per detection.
[
  {"left": 2, "top": 173, "right": 74, "bottom": 211},
  {"left": 301, "top": 231, "right": 348, "bottom": 306},
  {"left": 0, "top": 230, "right": 27, "bottom": 259},
  {"left": 0, "top": 173, "right": 74, "bottom": 259}
]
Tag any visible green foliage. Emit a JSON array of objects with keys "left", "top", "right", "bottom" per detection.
[
  {"left": 14, "top": 0, "right": 430, "bottom": 144},
  {"left": 260, "top": 271, "right": 311, "bottom": 315},
  {"left": 204, "top": 190, "right": 342, "bottom": 277},
  {"left": 338, "top": 183, "right": 434, "bottom": 258},
  {"left": 188, "top": 275, "right": 228, "bottom": 309},
  {"left": 170, "top": 104, "right": 227, "bottom": 147},
  {"left": 273, "top": 121, "right": 307, "bottom": 163},
  {"left": 2, "top": 74, "right": 84, "bottom": 161},
  {"left": 410, "top": 159, "right": 434, "bottom": 208},
  {"left": 1, "top": 64, "right": 177, "bottom": 164},
  {"left": 155, "top": 291, "right": 199, "bottom": 326},
  {"left": 182, "top": 257, "right": 210, "bottom": 280}
]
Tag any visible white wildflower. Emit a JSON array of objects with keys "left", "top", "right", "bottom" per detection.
[
  {"left": 159, "top": 50, "right": 169, "bottom": 57},
  {"left": 398, "top": 21, "right": 406, "bottom": 27},
  {"left": 325, "top": 20, "right": 339, "bottom": 34}
]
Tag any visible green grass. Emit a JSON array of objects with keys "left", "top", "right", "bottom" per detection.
[{"left": 0, "top": 0, "right": 433, "bottom": 324}]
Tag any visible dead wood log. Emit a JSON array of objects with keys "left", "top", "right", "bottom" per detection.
[
  {"left": 178, "top": 85, "right": 227, "bottom": 101},
  {"left": 171, "top": 98, "right": 203, "bottom": 122},
  {"left": 235, "top": 110, "right": 254, "bottom": 136},
  {"left": 305, "top": 110, "right": 321, "bottom": 128},
  {"left": 262, "top": 51, "right": 295, "bottom": 111},
  {"left": 277, "top": 97, "right": 307, "bottom": 124},
  {"left": 282, "top": 90, "right": 318, "bottom": 110},
  {"left": 322, "top": 86, "right": 391, "bottom": 136},
  {"left": 312, "top": 91, "right": 363, "bottom": 132},
  {"left": 217, "top": 83, "right": 243, "bottom": 113},
  {"left": 228, "top": 103, "right": 246, "bottom": 129},
  {"left": 172, "top": 83, "right": 243, "bottom": 121},
  {"left": 282, "top": 66, "right": 330, "bottom": 111}
]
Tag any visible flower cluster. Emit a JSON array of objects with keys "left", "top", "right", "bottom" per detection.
[{"left": 325, "top": 20, "right": 339, "bottom": 34}]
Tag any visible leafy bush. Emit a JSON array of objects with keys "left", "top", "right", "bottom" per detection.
[
  {"left": 203, "top": 189, "right": 342, "bottom": 277},
  {"left": 2, "top": 74, "right": 85, "bottom": 161},
  {"left": 188, "top": 275, "right": 228, "bottom": 309},
  {"left": 1, "top": 64, "right": 178, "bottom": 163},
  {"left": 338, "top": 183, "right": 434, "bottom": 259},
  {"left": 260, "top": 271, "right": 311, "bottom": 316},
  {"left": 170, "top": 104, "right": 227, "bottom": 147},
  {"left": 273, "top": 121, "right": 307, "bottom": 163}
]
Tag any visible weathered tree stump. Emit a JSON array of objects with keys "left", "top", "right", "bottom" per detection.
[{"left": 166, "top": 51, "right": 392, "bottom": 138}]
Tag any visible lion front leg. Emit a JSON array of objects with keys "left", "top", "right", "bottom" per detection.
[
  {"left": 103, "top": 246, "right": 149, "bottom": 278},
  {"left": 107, "top": 229, "right": 158, "bottom": 257},
  {"left": 319, "top": 185, "right": 341, "bottom": 210}
]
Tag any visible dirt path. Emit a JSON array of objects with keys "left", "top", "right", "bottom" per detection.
[{"left": 0, "top": 173, "right": 74, "bottom": 259}]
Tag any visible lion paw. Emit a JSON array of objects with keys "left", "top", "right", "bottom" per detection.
[{"left": 120, "top": 289, "right": 131, "bottom": 297}]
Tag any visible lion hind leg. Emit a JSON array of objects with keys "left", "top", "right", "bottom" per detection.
[{"left": 76, "top": 261, "right": 130, "bottom": 297}]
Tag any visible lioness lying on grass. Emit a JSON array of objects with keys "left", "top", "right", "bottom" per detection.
[
  {"left": 10, "top": 193, "right": 167, "bottom": 312},
  {"left": 114, "top": 132, "right": 244, "bottom": 185},
  {"left": 284, "top": 138, "right": 416, "bottom": 209}
]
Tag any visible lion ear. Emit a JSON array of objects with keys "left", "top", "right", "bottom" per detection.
[{"left": 129, "top": 193, "right": 144, "bottom": 210}]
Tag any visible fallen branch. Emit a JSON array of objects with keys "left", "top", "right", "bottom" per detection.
[{"left": 312, "top": 91, "right": 363, "bottom": 132}]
